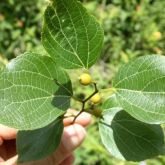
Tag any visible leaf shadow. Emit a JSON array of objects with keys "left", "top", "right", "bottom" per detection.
[
  {"left": 17, "top": 117, "right": 64, "bottom": 163},
  {"left": 51, "top": 79, "right": 72, "bottom": 111},
  {"left": 101, "top": 111, "right": 165, "bottom": 161}
]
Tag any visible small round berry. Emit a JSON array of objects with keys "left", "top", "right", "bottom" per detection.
[
  {"left": 93, "top": 109, "right": 102, "bottom": 117},
  {"left": 90, "top": 93, "right": 101, "bottom": 104},
  {"left": 79, "top": 73, "right": 92, "bottom": 86},
  {"left": 153, "top": 31, "right": 162, "bottom": 40}
]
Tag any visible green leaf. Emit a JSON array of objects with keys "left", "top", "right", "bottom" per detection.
[
  {"left": 0, "top": 52, "right": 72, "bottom": 130},
  {"left": 114, "top": 55, "right": 165, "bottom": 124},
  {"left": 0, "top": 62, "right": 5, "bottom": 71},
  {"left": 17, "top": 118, "right": 63, "bottom": 163},
  {"left": 102, "top": 94, "right": 121, "bottom": 110},
  {"left": 99, "top": 109, "right": 165, "bottom": 161},
  {"left": 99, "top": 96, "right": 124, "bottom": 159},
  {"left": 42, "top": 0, "right": 104, "bottom": 69}
]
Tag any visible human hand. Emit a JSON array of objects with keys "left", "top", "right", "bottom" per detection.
[{"left": 0, "top": 109, "right": 91, "bottom": 165}]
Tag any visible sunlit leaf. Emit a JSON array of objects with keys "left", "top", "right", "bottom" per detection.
[
  {"left": 42, "top": 0, "right": 104, "bottom": 69},
  {"left": 114, "top": 55, "right": 165, "bottom": 124},
  {"left": 0, "top": 52, "right": 72, "bottom": 130}
]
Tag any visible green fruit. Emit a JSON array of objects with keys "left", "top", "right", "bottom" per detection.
[{"left": 93, "top": 109, "right": 102, "bottom": 117}]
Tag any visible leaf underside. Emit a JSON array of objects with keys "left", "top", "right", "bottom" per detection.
[
  {"left": 99, "top": 97, "right": 165, "bottom": 161},
  {"left": 42, "top": 0, "right": 104, "bottom": 69},
  {"left": 114, "top": 55, "right": 165, "bottom": 124},
  {"left": 0, "top": 62, "right": 5, "bottom": 71},
  {"left": 17, "top": 118, "right": 64, "bottom": 163},
  {"left": 0, "top": 52, "right": 72, "bottom": 130}
]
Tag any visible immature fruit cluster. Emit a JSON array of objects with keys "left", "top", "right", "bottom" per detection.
[
  {"left": 79, "top": 73, "right": 92, "bottom": 85},
  {"left": 79, "top": 73, "right": 101, "bottom": 104},
  {"left": 93, "top": 109, "right": 102, "bottom": 117},
  {"left": 153, "top": 31, "right": 162, "bottom": 40},
  {"left": 90, "top": 93, "right": 101, "bottom": 104}
]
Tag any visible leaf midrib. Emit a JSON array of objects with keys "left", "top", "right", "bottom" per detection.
[
  {"left": 116, "top": 88, "right": 165, "bottom": 94},
  {"left": 115, "top": 67, "right": 165, "bottom": 87},
  {"left": 51, "top": 5, "right": 85, "bottom": 68},
  {"left": 116, "top": 92, "right": 165, "bottom": 116}
]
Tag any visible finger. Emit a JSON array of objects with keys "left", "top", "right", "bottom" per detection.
[
  {"left": 21, "top": 124, "right": 86, "bottom": 165},
  {"left": 0, "top": 125, "right": 17, "bottom": 140},
  {"left": 48, "top": 124, "right": 86, "bottom": 165},
  {"left": 64, "top": 109, "right": 91, "bottom": 127},
  {"left": 0, "top": 157, "right": 4, "bottom": 162},
  {"left": 59, "top": 154, "right": 75, "bottom": 165},
  {"left": 0, "top": 155, "right": 18, "bottom": 165}
]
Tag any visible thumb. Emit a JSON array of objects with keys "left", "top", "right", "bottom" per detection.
[
  {"left": 22, "top": 124, "right": 86, "bottom": 165},
  {"left": 0, "top": 155, "right": 18, "bottom": 165},
  {"left": 52, "top": 123, "right": 86, "bottom": 165}
]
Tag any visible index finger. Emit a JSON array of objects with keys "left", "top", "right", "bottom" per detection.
[
  {"left": 0, "top": 124, "right": 17, "bottom": 140},
  {"left": 63, "top": 109, "right": 91, "bottom": 127}
]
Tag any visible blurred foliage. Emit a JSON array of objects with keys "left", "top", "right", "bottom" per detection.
[
  {"left": 84, "top": 0, "right": 165, "bottom": 66},
  {"left": 0, "top": 0, "right": 165, "bottom": 165},
  {"left": 0, "top": 0, "right": 47, "bottom": 60}
]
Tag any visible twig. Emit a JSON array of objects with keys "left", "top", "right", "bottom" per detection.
[{"left": 72, "top": 82, "right": 99, "bottom": 123}]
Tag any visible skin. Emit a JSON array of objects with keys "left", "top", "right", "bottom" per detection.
[{"left": 0, "top": 109, "right": 91, "bottom": 165}]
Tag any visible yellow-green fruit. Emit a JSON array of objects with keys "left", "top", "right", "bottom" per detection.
[
  {"left": 90, "top": 93, "right": 101, "bottom": 104},
  {"left": 153, "top": 31, "right": 162, "bottom": 40},
  {"left": 93, "top": 109, "right": 102, "bottom": 117},
  {"left": 79, "top": 73, "right": 92, "bottom": 85}
]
